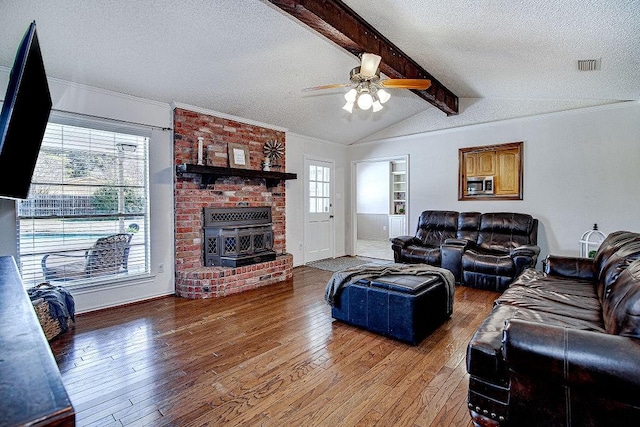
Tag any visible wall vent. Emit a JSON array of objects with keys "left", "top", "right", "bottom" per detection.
[{"left": 577, "top": 59, "right": 599, "bottom": 71}]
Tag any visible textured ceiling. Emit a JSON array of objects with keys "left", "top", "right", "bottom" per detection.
[{"left": 0, "top": 0, "right": 638, "bottom": 145}]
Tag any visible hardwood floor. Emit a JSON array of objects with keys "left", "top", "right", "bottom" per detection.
[{"left": 50, "top": 266, "right": 499, "bottom": 426}]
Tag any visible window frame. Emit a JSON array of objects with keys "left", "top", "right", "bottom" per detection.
[{"left": 16, "top": 111, "right": 152, "bottom": 290}]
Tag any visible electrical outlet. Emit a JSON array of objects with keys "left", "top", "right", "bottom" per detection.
[
  {"left": 383, "top": 226, "right": 387, "bottom": 231},
  {"left": 158, "top": 263, "right": 164, "bottom": 273}
]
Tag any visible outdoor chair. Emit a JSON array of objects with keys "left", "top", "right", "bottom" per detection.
[{"left": 41, "top": 233, "right": 133, "bottom": 281}]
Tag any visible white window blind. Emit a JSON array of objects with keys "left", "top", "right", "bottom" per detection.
[{"left": 17, "top": 119, "right": 150, "bottom": 288}]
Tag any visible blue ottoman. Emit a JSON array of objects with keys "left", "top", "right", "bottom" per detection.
[{"left": 331, "top": 274, "right": 453, "bottom": 345}]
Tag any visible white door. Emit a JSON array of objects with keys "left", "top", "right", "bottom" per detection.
[{"left": 304, "top": 158, "right": 334, "bottom": 263}]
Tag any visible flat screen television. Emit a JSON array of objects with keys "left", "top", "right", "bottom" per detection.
[{"left": 0, "top": 21, "right": 52, "bottom": 199}]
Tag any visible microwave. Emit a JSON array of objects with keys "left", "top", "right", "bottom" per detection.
[{"left": 467, "top": 176, "right": 494, "bottom": 195}]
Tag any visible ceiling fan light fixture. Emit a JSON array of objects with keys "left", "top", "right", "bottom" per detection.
[
  {"left": 344, "top": 88, "right": 357, "bottom": 103},
  {"left": 357, "top": 92, "right": 373, "bottom": 110},
  {"left": 377, "top": 88, "right": 391, "bottom": 104},
  {"left": 372, "top": 99, "right": 384, "bottom": 112},
  {"left": 360, "top": 53, "right": 382, "bottom": 77},
  {"left": 342, "top": 100, "right": 354, "bottom": 113}
]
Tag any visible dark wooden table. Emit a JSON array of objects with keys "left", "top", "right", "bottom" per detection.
[{"left": 0, "top": 255, "right": 74, "bottom": 426}]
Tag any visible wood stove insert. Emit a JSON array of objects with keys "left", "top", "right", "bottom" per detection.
[{"left": 203, "top": 206, "right": 276, "bottom": 267}]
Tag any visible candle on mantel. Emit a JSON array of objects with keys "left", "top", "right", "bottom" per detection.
[{"left": 197, "top": 137, "right": 204, "bottom": 165}]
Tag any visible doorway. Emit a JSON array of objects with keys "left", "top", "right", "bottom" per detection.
[
  {"left": 303, "top": 157, "right": 335, "bottom": 263},
  {"left": 352, "top": 155, "right": 408, "bottom": 261}
]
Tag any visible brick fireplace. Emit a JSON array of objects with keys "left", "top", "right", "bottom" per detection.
[{"left": 173, "top": 107, "right": 293, "bottom": 298}]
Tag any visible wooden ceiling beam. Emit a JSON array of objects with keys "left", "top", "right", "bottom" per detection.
[{"left": 267, "top": 0, "right": 458, "bottom": 115}]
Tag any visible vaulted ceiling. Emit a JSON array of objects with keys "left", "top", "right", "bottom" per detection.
[{"left": 1, "top": 0, "right": 638, "bottom": 145}]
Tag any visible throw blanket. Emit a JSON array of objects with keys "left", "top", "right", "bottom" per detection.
[
  {"left": 324, "top": 263, "right": 455, "bottom": 313},
  {"left": 28, "top": 283, "right": 75, "bottom": 333}
]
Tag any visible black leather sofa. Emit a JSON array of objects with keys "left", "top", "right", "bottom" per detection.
[
  {"left": 466, "top": 230, "right": 640, "bottom": 427},
  {"left": 392, "top": 211, "right": 540, "bottom": 292}
]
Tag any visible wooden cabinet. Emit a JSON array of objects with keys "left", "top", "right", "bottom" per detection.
[
  {"left": 458, "top": 142, "right": 523, "bottom": 200},
  {"left": 463, "top": 151, "right": 496, "bottom": 178},
  {"left": 495, "top": 148, "right": 520, "bottom": 195},
  {"left": 477, "top": 151, "right": 496, "bottom": 175},
  {"left": 463, "top": 152, "right": 477, "bottom": 177}
]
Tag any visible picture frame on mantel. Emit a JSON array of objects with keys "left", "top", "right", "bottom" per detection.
[{"left": 228, "top": 143, "right": 251, "bottom": 169}]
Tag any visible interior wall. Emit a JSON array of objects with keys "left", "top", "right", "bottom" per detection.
[
  {"left": 0, "top": 70, "right": 175, "bottom": 313},
  {"left": 347, "top": 102, "right": 640, "bottom": 265},
  {"left": 285, "top": 132, "right": 348, "bottom": 265},
  {"left": 355, "top": 161, "right": 390, "bottom": 240},
  {"left": 356, "top": 161, "right": 389, "bottom": 214}
]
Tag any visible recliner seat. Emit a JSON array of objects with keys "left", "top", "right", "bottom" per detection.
[
  {"left": 453, "top": 212, "right": 540, "bottom": 292},
  {"left": 391, "top": 210, "right": 459, "bottom": 265}
]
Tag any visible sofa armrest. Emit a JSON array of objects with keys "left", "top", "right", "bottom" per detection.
[
  {"left": 544, "top": 255, "right": 597, "bottom": 281},
  {"left": 502, "top": 319, "right": 640, "bottom": 399},
  {"left": 391, "top": 235, "right": 420, "bottom": 263},
  {"left": 441, "top": 238, "right": 470, "bottom": 284},
  {"left": 391, "top": 235, "right": 417, "bottom": 249},
  {"left": 510, "top": 244, "right": 540, "bottom": 272},
  {"left": 443, "top": 238, "right": 469, "bottom": 247},
  {"left": 510, "top": 244, "right": 540, "bottom": 258}
]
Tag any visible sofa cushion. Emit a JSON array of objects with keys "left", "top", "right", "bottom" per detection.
[
  {"left": 415, "top": 210, "right": 459, "bottom": 246},
  {"left": 511, "top": 268, "right": 598, "bottom": 298},
  {"left": 402, "top": 245, "right": 442, "bottom": 265},
  {"left": 598, "top": 238, "right": 640, "bottom": 302},
  {"left": 460, "top": 248, "right": 517, "bottom": 291},
  {"left": 593, "top": 231, "right": 640, "bottom": 275},
  {"left": 456, "top": 211, "right": 481, "bottom": 241},
  {"left": 603, "top": 259, "right": 640, "bottom": 337},
  {"left": 496, "top": 284, "right": 603, "bottom": 325},
  {"left": 476, "top": 212, "right": 537, "bottom": 251},
  {"left": 462, "top": 250, "right": 515, "bottom": 274},
  {"left": 496, "top": 269, "right": 603, "bottom": 325}
]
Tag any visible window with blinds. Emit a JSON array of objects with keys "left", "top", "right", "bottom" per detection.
[{"left": 17, "top": 119, "right": 150, "bottom": 288}]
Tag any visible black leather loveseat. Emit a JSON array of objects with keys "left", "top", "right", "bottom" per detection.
[
  {"left": 466, "top": 230, "right": 640, "bottom": 427},
  {"left": 392, "top": 211, "right": 539, "bottom": 292}
]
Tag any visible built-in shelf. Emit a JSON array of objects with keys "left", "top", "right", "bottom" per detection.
[
  {"left": 176, "top": 163, "right": 297, "bottom": 188},
  {"left": 390, "top": 160, "right": 406, "bottom": 215}
]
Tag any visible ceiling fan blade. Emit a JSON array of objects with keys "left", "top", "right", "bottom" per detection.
[
  {"left": 380, "top": 79, "right": 432, "bottom": 90},
  {"left": 301, "top": 83, "right": 352, "bottom": 92},
  {"left": 360, "top": 53, "right": 382, "bottom": 77}
]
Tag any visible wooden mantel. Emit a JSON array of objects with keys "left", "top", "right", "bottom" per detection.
[{"left": 176, "top": 163, "right": 297, "bottom": 188}]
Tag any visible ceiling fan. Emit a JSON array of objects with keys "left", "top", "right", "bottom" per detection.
[{"left": 303, "top": 53, "right": 431, "bottom": 113}]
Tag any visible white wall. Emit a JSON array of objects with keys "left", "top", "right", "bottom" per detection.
[
  {"left": 356, "top": 161, "right": 389, "bottom": 214},
  {"left": 0, "top": 70, "right": 176, "bottom": 313},
  {"left": 355, "top": 161, "right": 390, "bottom": 240},
  {"left": 285, "top": 132, "right": 348, "bottom": 265},
  {"left": 347, "top": 102, "right": 640, "bottom": 265}
]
